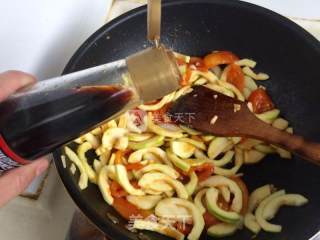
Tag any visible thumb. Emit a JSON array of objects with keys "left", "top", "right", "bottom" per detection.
[
  {"left": 0, "top": 70, "right": 36, "bottom": 102},
  {"left": 0, "top": 158, "right": 49, "bottom": 208}
]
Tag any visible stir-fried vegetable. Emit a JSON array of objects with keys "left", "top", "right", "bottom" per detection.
[{"left": 63, "top": 50, "right": 307, "bottom": 240}]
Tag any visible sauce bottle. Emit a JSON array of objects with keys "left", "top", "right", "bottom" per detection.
[{"left": 0, "top": 46, "right": 180, "bottom": 173}]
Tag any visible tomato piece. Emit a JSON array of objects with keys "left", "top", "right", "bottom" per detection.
[
  {"left": 204, "top": 51, "right": 239, "bottom": 68},
  {"left": 110, "top": 181, "right": 127, "bottom": 198},
  {"left": 180, "top": 67, "right": 192, "bottom": 86},
  {"left": 176, "top": 58, "right": 186, "bottom": 65},
  {"left": 192, "top": 163, "right": 214, "bottom": 182},
  {"left": 113, "top": 197, "right": 151, "bottom": 220},
  {"left": 123, "top": 149, "right": 133, "bottom": 158},
  {"left": 226, "top": 63, "right": 245, "bottom": 92},
  {"left": 189, "top": 57, "right": 203, "bottom": 64},
  {"left": 248, "top": 88, "right": 274, "bottom": 114},
  {"left": 203, "top": 211, "right": 220, "bottom": 228},
  {"left": 230, "top": 177, "right": 249, "bottom": 215},
  {"left": 175, "top": 168, "right": 190, "bottom": 183},
  {"left": 189, "top": 57, "right": 208, "bottom": 72},
  {"left": 115, "top": 150, "right": 123, "bottom": 164},
  {"left": 175, "top": 222, "right": 193, "bottom": 235},
  {"left": 125, "top": 163, "right": 144, "bottom": 171},
  {"left": 239, "top": 137, "right": 247, "bottom": 144}
]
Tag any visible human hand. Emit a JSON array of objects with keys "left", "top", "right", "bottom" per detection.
[{"left": 0, "top": 71, "right": 49, "bottom": 208}]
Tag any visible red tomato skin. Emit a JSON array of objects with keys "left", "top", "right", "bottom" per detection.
[{"left": 248, "top": 88, "right": 274, "bottom": 113}]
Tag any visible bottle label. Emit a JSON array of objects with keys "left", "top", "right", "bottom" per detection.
[{"left": 0, "top": 135, "right": 29, "bottom": 174}]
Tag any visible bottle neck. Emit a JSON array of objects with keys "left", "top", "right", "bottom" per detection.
[{"left": 126, "top": 46, "right": 181, "bottom": 103}]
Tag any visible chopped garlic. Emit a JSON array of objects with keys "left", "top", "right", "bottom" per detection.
[
  {"left": 242, "top": 66, "right": 269, "bottom": 80},
  {"left": 247, "top": 102, "right": 253, "bottom": 112},
  {"left": 70, "top": 163, "right": 77, "bottom": 175},
  {"left": 61, "top": 155, "right": 67, "bottom": 169},
  {"left": 210, "top": 115, "right": 218, "bottom": 125},
  {"left": 234, "top": 104, "right": 241, "bottom": 113}
]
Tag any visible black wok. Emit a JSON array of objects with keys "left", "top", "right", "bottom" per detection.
[{"left": 54, "top": 0, "right": 320, "bottom": 239}]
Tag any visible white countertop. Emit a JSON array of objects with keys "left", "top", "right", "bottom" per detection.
[{"left": 0, "top": 1, "right": 319, "bottom": 240}]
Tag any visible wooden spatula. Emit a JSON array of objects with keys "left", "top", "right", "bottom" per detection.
[{"left": 169, "top": 85, "right": 320, "bottom": 164}]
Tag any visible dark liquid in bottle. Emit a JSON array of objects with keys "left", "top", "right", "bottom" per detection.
[{"left": 0, "top": 86, "right": 132, "bottom": 159}]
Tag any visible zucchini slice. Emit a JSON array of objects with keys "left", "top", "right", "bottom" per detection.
[
  {"left": 202, "top": 135, "right": 215, "bottom": 142},
  {"left": 126, "top": 195, "right": 162, "bottom": 210},
  {"left": 138, "top": 172, "right": 188, "bottom": 199},
  {"left": 244, "top": 213, "right": 261, "bottom": 234},
  {"left": 128, "top": 132, "right": 153, "bottom": 142},
  {"left": 97, "top": 165, "right": 113, "bottom": 205},
  {"left": 194, "top": 188, "right": 208, "bottom": 215},
  {"left": 136, "top": 163, "right": 180, "bottom": 179},
  {"left": 205, "top": 188, "right": 241, "bottom": 224},
  {"left": 213, "top": 151, "right": 235, "bottom": 167},
  {"left": 255, "top": 190, "right": 286, "bottom": 232},
  {"left": 255, "top": 109, "right": 280, "bottom": 124},
  {"left": 237, "top": 138, "right": 262, "bottom": 150},
  {"left": 138, "top": 92, "right": 175, "bottom": 111},
  {"left": 147, "top": 112, "right": 184, "bottom": 138},
  {"left": 178, "top": 138, "right": 207, "bottom": 150},
  {"left": 208, "top": 137, "right": 230, "bottom": 159},
  {"left": 64, "top": 146, "right": 88, "bottom": 190},
  {"left": 179, "top": 125, "right": 201, "bottom": 135},
  {"left": 207, "top": 222, "right": 238, "bottom": 238},
  {"left": 254, "top": 144, "right": 275, "bottom": 154},
  {"left": 171, "top": 141, "right": 196, "bottom": 159},
  {"left": 105, "top": 165, "right": 117, "bottom": 180},
  {"left": 155, "top": 199, "right": 192, "bottom": 223},
  {"left": 248, "top": 184, "right": 273, "bottom": 212},
  {"left": 231, "top": 137, "right": 242, "bottom": 144},
  {"left": 133, "top": 220, "right": 184, "bottom": 240},
  {"left": 156, "top": 198, "right": 205, "bottom": 240},
  {"left": 263, "top": 194, "right": 308, "bottom": 220},
  {"left": 244, "top": 75, "right": 258, "bottom": 90},
  {"left": 166, "top": 149, "right": 191, "bottom": 172},
  {"left": 217, "top": 80, "right": 245, "bottom": 101},
  {"left": 273, "top": 146, "right": 292, "bottom": 159},
  {"left": 102, "top": 127, "right": 128, "bottom": 150},
  {"left": 77, "top": 142, "right": 97, "bottom": 183},
  {"left": 214, "top": 148, "right": 243, "bottom": 177},
  {"left": 244, "top": 150, "right": 266, "bottom": 164},
  {"left": 115, "top": 165, "right": 145, "bottom": 196},
  {"left": 200, "top": 175, "right": 243, "bottom": 212},
  {"left": 128, "top": 147, "right": 172, "bottom": 166},
  {"left": 185, "top": 171, "right": 198, "bottom": 196},
  {"left": 128, "top": 135, "right": 164, "bottom": 150},
  {"left": 184, "top": 158, "right": 207, "bottom": 167},
  {"left": 272, "top": 118, "right": 289, "bottom": 130}
]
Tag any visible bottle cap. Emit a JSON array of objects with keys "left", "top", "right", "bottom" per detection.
[{"left": 126, "top": 46, "right": 181, "bottom": 102}]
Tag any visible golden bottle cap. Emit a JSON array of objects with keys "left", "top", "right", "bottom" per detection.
[{"left": 126, "top": 46, "right": 181, "bottom": 102}]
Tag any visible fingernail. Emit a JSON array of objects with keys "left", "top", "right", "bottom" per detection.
[{"left": 36, "top": 159, "right": 49, "bottom": 176}]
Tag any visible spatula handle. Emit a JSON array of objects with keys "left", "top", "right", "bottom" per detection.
[{"left": 251, "top": 121, "right": 320, "bottom": 164}]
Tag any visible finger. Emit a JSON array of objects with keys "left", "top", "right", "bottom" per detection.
[
  {"left": 0, "top": 158, "right": 49, "bottom": 207},
  {"left": 0, "top": 70, "right": 36, "bottom": 102}
]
